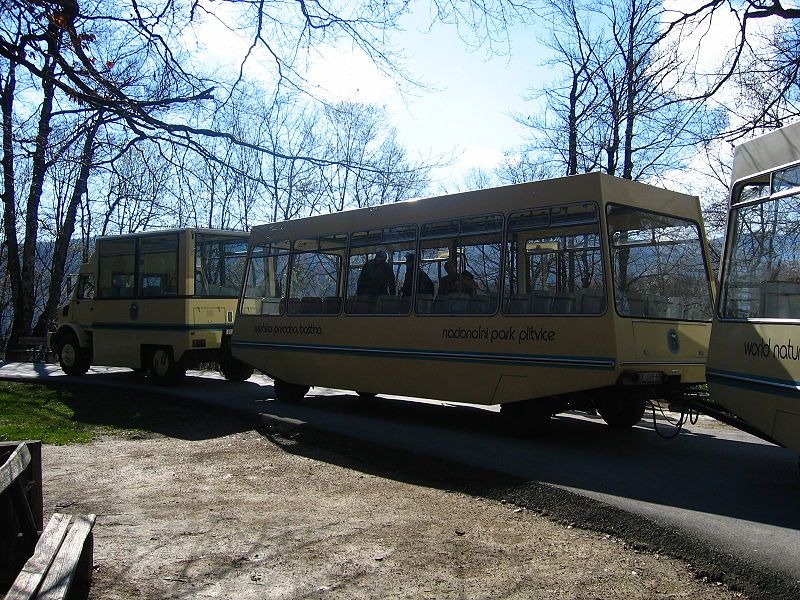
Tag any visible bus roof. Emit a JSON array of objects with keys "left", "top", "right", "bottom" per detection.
[
  {"left": 250, "top": 172, "right": 700, "bottom": 244},
  {"left": 731, "top": 121, "right": 800, "bottom": 186},
  {"left": 95, "top": 228, "right": 248, "bottom": 242}
]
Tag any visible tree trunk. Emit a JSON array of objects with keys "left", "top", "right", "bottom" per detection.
[
  {"left": 568, "top": 69, "right": 580, "bottom": 176},
  {"left": 622, "top": 0, "right": 637, "bottom": 180},
  {"left": 10, "top": 56, "right": 57, "bottom": 349},
  {"left": 1, "top": 60, "right": 20, "bottom": 353},
  {"left": 33, "top": 116, "right": 101, "bottom": 337}
]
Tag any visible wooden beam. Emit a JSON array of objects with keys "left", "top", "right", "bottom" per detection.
[
  {"left": 4, "top": 514, "right": 71, "bottom": 600},
  {"left": 36, "top": 514, "right": 96, "bottom": 600},
  {"left": 11, "top": 480, "right": 38, "bottom": 558},
  {"left": 0, "top": 443, "right": 31, "bottom": 496},
  {"left": 24, "top": 441, "right": 44, "bottom": 532},
  {"left": 0, "top": 441, "right": 44, "bottom": 531}
]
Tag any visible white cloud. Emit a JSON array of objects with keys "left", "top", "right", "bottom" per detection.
[
  {"left": 304, "top": 46, "right": 400, "bottom": 105},
  {"left": 662, "top": 1, "right": 741, "bottom": 80},
  {"left": 458, "top": 145, "right": 506, "bottom": 171},
  {"left": 660, "top": 0, "right": 776, "bottom": 97},
  {"left": 179, "top": 2, "right": 282, "bottom": 87},
  {"left": 183, "top": 7, "right": 402, "bottom": 106}
]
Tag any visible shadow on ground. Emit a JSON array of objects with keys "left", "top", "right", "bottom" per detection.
[
  {"left": 264, "top": 391, "right": 800, "bottom": 528},
  {"left": 253, "top": 391, "right": 800, "bottom": 600}
]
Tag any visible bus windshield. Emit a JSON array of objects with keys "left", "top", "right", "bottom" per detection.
[
  {"left": 721, "top": 186, "right": 800, "bottom": 320},
  {"left": 195, "top": 234, "right": 249, "bottom": 297},
  {"left": 607, "top": 205, "right": 712, "bottom": 321}
]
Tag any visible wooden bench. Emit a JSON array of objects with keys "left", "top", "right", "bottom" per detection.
[
  {"left": 1, "top": 442, "right": 96, "bottom": 599},
  {"left": 6, "top": 337, "right": 53, "bottom": 363},
  {"left": 5, "top": 513, "right": 96, "bottom": 600}
]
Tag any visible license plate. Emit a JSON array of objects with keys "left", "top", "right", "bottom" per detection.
[{"left": 637, "top": 371, "right": 663, "bottom": 383}]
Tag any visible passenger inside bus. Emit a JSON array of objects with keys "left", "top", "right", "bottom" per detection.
[
  {"left": 438, "top": 258, "right": 477, "bottom": 296},
  {"left": 356, "top": 249, "right": 396, "bottom": 297},
  {"left": 401, "top": 253, "right": 434, "bottom": 297}
]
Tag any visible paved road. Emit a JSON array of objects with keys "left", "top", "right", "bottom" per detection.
[{"left": 3, "top": 361, "right": 799, "bottom": 581}]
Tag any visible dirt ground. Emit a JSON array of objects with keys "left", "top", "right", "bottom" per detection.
[{"left": 37, "top": 411, "right": 748, "bottom": 600}]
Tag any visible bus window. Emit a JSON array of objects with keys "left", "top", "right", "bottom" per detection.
[
  {"left": 417, "top": 214, "right": 502, "bottom": 315},
  {"left": 289, "top": 235, "right": 347, "bottom": 315},
  {"left": 721, "top": 192, "right": 800, "bottom": 319},
  {"left": 772, "top": 164, "right": 800, "bottom": 194},
  {"left": 504, "top": 203, "right": 604, "bottom": 315},
  {"left": 734, "top": 181, "right": 770, "bottom": 204},
  {"left": 195, "top": 234, "right": 248, "bottom": 297},
  {"left": 346, "top": 225, "right": 416, "bottom": 315},
  {"left": 139, "top": 234, "right": 179, "bottom": 297},
  {"left": 607, "top": 205, "right": 712, "bottom": 321},
  {"left": 241, "top": 241, "right": 290, "bottom": 315},
  {"left": 78, "top": 275, "right": 95, "bottom": 300},
  {"left": 97, "top": 238, "right": 135, "bottom": 298}
]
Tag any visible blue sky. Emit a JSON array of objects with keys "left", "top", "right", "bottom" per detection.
[
  {"left": 387, "top": 11, "right": 547, "bottom": 184},
  {"left": 194, "top": 0, "right": 752, "bottom": 196},
  {"left": 191, "top": 2, "right": 548, "bottom": 184},
  {"left": 302, "top": 6, "right": 551, "bottom": 186}
]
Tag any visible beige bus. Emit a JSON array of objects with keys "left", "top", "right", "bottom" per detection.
[
  {"left": 49, "top": 228, "right": 254, "bottom": 384},
  {"left": 708, "top": 121, "right": 800, "bottom": 453},
  {"left": 232, "top": 172, "right": 715, "bottom": 432}
]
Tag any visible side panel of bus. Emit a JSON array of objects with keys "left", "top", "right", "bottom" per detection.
[
  {"left": 234, "top": 313, "right": 619, "bottom": 404},
  {"left": 708, "top": 322, "right": 800, "bottom": 449}
]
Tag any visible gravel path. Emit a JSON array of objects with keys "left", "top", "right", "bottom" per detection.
[{"left": 42, "top": 419, "right": 745, "bottom": 599}]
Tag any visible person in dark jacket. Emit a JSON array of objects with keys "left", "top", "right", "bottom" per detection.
[
  {"left": 438, "top": 258, "right": 477, "bottom": 296},
  {"left": 400, "top": 253, "right": 434, "bottom": 296},
  {"left": 357, "top": 249, "right": 396, "bottom": 296}
]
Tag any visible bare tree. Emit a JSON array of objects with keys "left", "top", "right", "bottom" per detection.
[
  {"left": 321, "top": 102, "right": 431, "bottom": 212},
  {"left": 519, "top": 0, "right": 724, "bottom": 182},
  {"left": 1, "top": 44, "right": 61, "bottom": 349},
  {"left": 516, "top": 0, "right": 605, "bottom": 176},
  {"left": 663, "top": 1, "right": 800, "bottom": 139},
  {"left": 97, "top": 143, "right": 173, "bottom": 234},
  {"left": 494, "top": 150, "right": 556, "bottom": 185}
]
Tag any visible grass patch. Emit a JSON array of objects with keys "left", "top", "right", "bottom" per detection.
[{"left": 0, "top": 380, "right": 247, "bottom": 444}]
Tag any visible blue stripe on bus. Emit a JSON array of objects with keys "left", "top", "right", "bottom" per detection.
[
  {"left": 87, "top": 322, "right": 230, "bottom": 332},
  {"left": 706, "top": 368, "right": 800, "bottom": 398},
  {"left": 232, "top": 340, "right": 616, "bottom": 370}
]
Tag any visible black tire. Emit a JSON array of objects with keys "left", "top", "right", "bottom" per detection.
[
  {"left": 596, "top": 395, "right": 648, "bottom": 428},
  {"left": 148, "top": 347, "right": 185, "bottom": 386},
  {"left": 220, "top": 358, "right": 254, "bottom": 382},
  {"left": 355, "top": 391, "right": 377, "bottom": 400},
  {"left": 273, "top": 378, "right": 309, "bottom": 403},
  {"left": 501, "top": 399, "right": 553, "bottom": 436},
  {"left": 57, "top": 332, "right": 90, "bottom": 376}
]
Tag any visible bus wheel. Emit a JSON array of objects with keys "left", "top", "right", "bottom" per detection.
[
  {"left": 220, "top": 358, "right": 254, "bottom": 382},
  {"left": 58, "top": 333, "right": 90, "bottom": 376},
  {"left": 149, "top": 348, "right": 185, "bottom": 386},
  {"left": 501, "top": 400, "right": 552, "bottom": 436},
  {"left": 596, "top": 395, "right": 647, "bottom": 428},
  {"left": 273, "top": 378, "right": 309, "bottom": 403}
]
